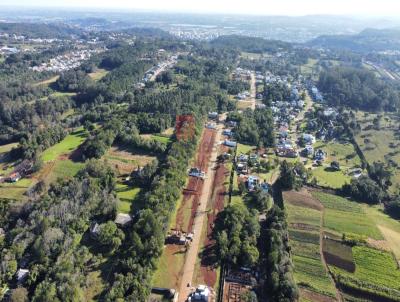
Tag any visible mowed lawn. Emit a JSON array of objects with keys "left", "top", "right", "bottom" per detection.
[
  {"left": 115, "top": 183, "right": 140, "bottom": 214},
  {"left": 41, "top": 128, "right": 87, "bottom": 162},
  {"left": 311, "top": 167, "right": 351, "bottom": 189},
  {"left": 313, "top": 192, "right": 383, "bottom": 240},
  {"left": 311, "top": 141, "right": 361, "bottom": 189}
]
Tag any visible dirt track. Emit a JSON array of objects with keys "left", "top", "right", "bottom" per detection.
[{"left": 178, "top": 124, "right": 223, "bottom": 302}]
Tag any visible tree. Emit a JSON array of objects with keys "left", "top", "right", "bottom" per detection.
[
  {"left": 248, "top": 189, "right": 270, "bottom": 211},
  {"left": 10, "top": 288, "right": 28, "bottom": 302},
  {"left": 278, "top": 161, "right": 296, "bottom": 190},
  {"left": 385, "top": 198, "right": 400, "bottom": 219},
  {"left": 98, "top": 221, "right": 125, "bottom": 251},
  {"left": 342, "top": 176, "right": 384, "bottom": 204}
]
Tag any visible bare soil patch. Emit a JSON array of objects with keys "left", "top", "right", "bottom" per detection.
[{"left": 283, "top": 189, "right": 323, "bottom": 211}]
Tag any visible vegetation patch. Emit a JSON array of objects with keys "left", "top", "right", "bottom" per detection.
[{"left": 331, "top": 246, "right": 400, "bottom": 300}]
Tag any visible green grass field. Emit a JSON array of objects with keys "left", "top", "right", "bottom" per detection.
[
  {"left": 286, "top": 203, "right": 321, "bottom": 227},
  {"left": 311, "top": 140, "right": 361, "bottom": 188},
  {"left": 0, "top": 177, "right": 33, "bottom": 200},
  {"left": 41, "top": 128, "right": 87, "bottom": 162},
  {"left": 300, "top": 58, "right": 319, "bottom": 76},
  {"left": 313, "top": 192, "right": 383, "bottom": 240},
  {"left": 312, "top": 167, "right": 351, "bottom": 189},
  {"left": 48, "top": 160, "right": 85, "bottom": 182}
]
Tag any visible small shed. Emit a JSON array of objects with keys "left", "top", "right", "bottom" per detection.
[
  {"left": 16, "top": 269, "right": 29, "bottom": 284},
  {"left": 115, "top": 213, "right": 133, "bottom": 227}
]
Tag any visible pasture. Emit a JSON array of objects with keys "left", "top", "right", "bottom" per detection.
[
  {"left": 362, "top": 204, "right": 400, "bottom": 260},
  {"left": 354, "top": 111, "right": 400, "bottom": 193}
]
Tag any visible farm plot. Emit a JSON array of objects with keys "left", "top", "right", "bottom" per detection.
[
  {"left": 312, "top": 192, "right": 383, "bottom": 240},
  {"left": 284, "top": 191, "right": 337, "bottom": 299},
  {"left": 330, "top": 246, "right": 400, "bottom": 300},
  {"left": 322, "top": 239, "right": 355, "bottom": 273}
]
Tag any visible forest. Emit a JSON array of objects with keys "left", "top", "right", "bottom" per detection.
[{"left": 318, "top": 67, "right": 400, "bottom": 111}]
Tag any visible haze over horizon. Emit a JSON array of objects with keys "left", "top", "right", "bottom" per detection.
[{"left": 1, "top": 0, "right": 400, "bottom": 17}]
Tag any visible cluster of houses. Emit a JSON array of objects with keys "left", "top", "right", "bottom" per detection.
[
  {"left": 142, "top": 54, "right": 178, "bottom": 83},
  {"left": 236, "top": 153, "right": 269, "bottom": 193},
  {"left": 232, "top": 67, "right": 251, "bottom": 81},
  {"left": 30, "top": 48, "right": 103, "bottom": 72}
]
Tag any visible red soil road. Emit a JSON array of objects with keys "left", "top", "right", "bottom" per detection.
[
  {"left": 176, "top": 129, "right": 216, "bottom": 233},
  {"left": 200, "top": 159, "right": 229, "bottom": 287},
  {"left": 178, "top": 125, "right": 222, "bottom": 302}
]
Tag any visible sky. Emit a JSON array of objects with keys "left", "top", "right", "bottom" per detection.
[{"left": 1, "top": 0, "right": 400, "bottom": 17}]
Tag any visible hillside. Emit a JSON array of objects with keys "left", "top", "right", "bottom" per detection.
[{"left": 308, "top": 28, "right": 400, "bottom": 52}]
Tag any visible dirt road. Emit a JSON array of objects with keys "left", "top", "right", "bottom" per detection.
[{"left": 178, "top": 123, "right": 223, "bottom": 302}]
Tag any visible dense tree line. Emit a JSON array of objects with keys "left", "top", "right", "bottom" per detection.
[
  {"left": 278, "top": 160, "right": 310, "bottom": 190},
  {"left": 56, "top": 70, "right": 92, "bottom": 92},
  {"left": 220, "top": 79, "right": 250, "bottom": 95},
  {"left": 318, "top": 67, "right": 400, "bottom": 111},
  {"left": 0, "top": 96, "right": 72, "bottom": 143},
  {"left": 261, "top": 205, "right": 299, "bottom": 301},
  {"left": 213, "top": 204, "right": 260, "bottom": 267},
  {"left": 263, "top": 82, "right": 291, "bottom": 105},
  {"left": 342, "top": 176, "right": 384, "bottom": 204},
  {"left": 18, "top": 125, "right": 67, "bottom": 159}
]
